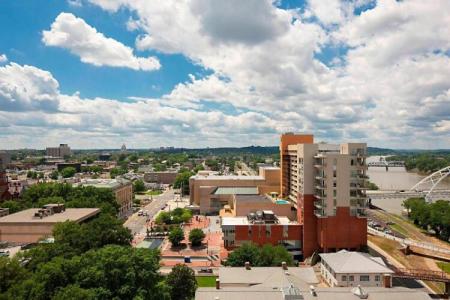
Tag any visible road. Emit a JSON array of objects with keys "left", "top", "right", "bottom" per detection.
[{"left": 124, "top": 189, "right": 175, "bottom": 235}]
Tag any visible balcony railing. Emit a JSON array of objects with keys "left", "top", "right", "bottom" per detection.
[
  {"left": 314, "top": 209, "right": 326, "bottom": 218},
  {"left": 314, "top": 200, "right": 326, "bottom": 209}
]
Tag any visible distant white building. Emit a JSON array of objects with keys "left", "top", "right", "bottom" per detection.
[{"left": 319, "top": 250, "right": 394, "bottom": 287}]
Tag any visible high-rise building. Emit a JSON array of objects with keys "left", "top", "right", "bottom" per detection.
[
  {"left": 280, "top": 133, "right": 368, "bottom": 257},
  {"left": 46, "top": 144, "right": 71, "bottom": 158}
]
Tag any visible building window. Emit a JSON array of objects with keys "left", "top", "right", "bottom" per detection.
[
  {"left": 360, "top": 275, "right": 370, "bottom": 281},
  {"left": 333, "top": 190, "right": 337, "bottom": 197},
  {"left": 342, "top": 275, "right": 347, "bottom": 281},
  {"left": 349, "top": 275, "right": 354, "bottom": 282},
  {"left": 375, "top": 275, "right": 380, "bottom": 281},
  {"left": 333, "top": 170, "right": 337, "bottom": 177}
]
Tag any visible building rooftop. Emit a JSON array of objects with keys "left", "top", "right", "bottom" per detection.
[
  {"left": 213, "top": 187, "right": 259, "bottom": 195},
  {"left": 319, "top": 250, "right": 394, "bottom": 274},
  {"left": 75, "top": 178, "right": 130, "bottom": 189},
  {"left": 218, "top": 266, "right": 318, "bottom": 288},
  {"left": 0, "top": 208, "right": 100, "bottom": 224},
  {"left": 221, "top": 216, "right": 296, "bottom": 226},
  {"left": 191, "top": 174, "right": 264, "bottom": 180},
  {"left": 195, "top": 286, "right": 431, "bottom": 300},
  {"left": 234, "top": 194, "right": 272, "bottom": 203}
]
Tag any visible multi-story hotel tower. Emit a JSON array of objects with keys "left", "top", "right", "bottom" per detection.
[{"left": 280, "top": 133, "right": 368, "bottom": 257}]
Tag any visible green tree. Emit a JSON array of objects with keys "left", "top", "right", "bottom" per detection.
[
  {"left": 226, "top": 243, "right": 260, "bottom": 267},
  {"left": 9, "top": 246, "right": 169, "bottom": 300},
  {"left": 226, "top": 243, "right": 294, "bottom": 267},
  {"left": 110, "top": 167, "right": 127, "bottom": 179},
  {"left": 49, "top": 170, "right": 59, "bottom": 180},
  {"left": 174, "top": 171, "right": 193, "bottom": 195},
  {"left": 133, "top": 179, "right": 146, "bottom": 193},
  {"left": 168, "top": 227, "right": 184, "bottom": 247},
  {"left": 257, "top": 244, "right": 294, "bottom": 267},
  {"left": 166, "top": 264, "right": 197, "bottom": 300},
  {"left": 189, "top": 228, "right": 205, "bottom": 247},
  {"left": 0, "top": 257, "right": 29, "bottom": 294},
  {"left": 1, "top": 200, "right": 23, "bottom": 213},
  {"left": 52, "top": 285, "right": 97, "bottom": 300},
  {"left": 61, "top": 167, "right": 76, "bottom": 178}
]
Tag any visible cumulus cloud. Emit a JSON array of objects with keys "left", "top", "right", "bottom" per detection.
[
  {"left": 42, "top": 13, "right": 160, "bottom": 71},
  {"left": 0, "top": 63, "right": 60, "bottom": 112},
  {"left": 0, "top": 54, "right": 7, "bottom": 63},
  {"left": 1, "top": 0, "right": 449, "bottom": 149}
]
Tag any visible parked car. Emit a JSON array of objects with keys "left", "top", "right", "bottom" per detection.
[
  {"left": 198, "top": 268, "right": 213, "bottom": 274},
  {"left": 0, "top": 250, "right": 10, "bottom": 257}
]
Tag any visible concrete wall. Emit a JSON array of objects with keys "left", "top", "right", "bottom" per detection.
[
  {"left": 320, "top": 263, "right": 385, "bottom": 287},
  {"left": 115, "top": 184, "right": 133, "bottom": 218},
  {"left": 0, "top": 223, "right": 55, "bottom": 243}
]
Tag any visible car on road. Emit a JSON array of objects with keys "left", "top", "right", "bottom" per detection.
[
  {"left": 138, "top": 210, "right": 144, "bottom": 216},
  {"left": 0, "top": 250, "right": 10, "bottom": 257}
]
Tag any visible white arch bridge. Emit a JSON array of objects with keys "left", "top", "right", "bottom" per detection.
[
  {"left": 410, "top": 166, "right": 450, "bottom": 202},
  {"left": 367, "top": 166, "right": 450, "bottom": 202}
]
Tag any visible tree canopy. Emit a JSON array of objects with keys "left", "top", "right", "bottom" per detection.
[
  {"left": 189, "top": 228, "right": 205, "bottom": 247},
  {"left": 21, "top": 183, "right": 119, "bottom": 215},
  {"left": 168, "top": 227, "right": 184, "bottom": 247},
  {"left": 403, "top": 198, "right": 450, "bottom": 241},
  {"left": 226, "top": 243, "right": 294, "bottom": 267},
  {"left": 166, "top": 264, "right": 197, "bottom": 300}
]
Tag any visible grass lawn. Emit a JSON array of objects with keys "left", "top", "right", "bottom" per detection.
[
  {"left": 145, "top": 190, "right": 163, "bottom": 196},
  {"left": 389, "top": 223, "right": 409, "bottom": 237},
  {"left": 196, "top": 276, "right": 217, "bottom": 287},
  {"left": 437, "top": 262, "right": 450, "bottom": 274}
]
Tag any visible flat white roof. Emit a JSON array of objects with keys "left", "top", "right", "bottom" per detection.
[
  {"left": 191, "top": 175, "right": 264, "bottom": 180},
  {"left": 222, "top": 216, "right": 298, "bottom": 226},
  {"left": 0, "top": 208, "right": 100, "bottom": 224}
]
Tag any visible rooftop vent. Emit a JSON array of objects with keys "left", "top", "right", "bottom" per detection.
[
  {"left": 351, "top": 285, "right": 368, "bottom": 299},
  {"left": 281, "top": 284, "right": 303, "bottom": 300},
  {"left": 309, "top": 286, "right": 317, "bottom": 297}
]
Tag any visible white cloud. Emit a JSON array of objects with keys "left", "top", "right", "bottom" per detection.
[
  {"left": 42, "top": 13, "right": 160, "bottom": 71},
  {"left": 1, "top": 0, "right": 449, "bottom": 149},
  {"left": 0, "top": 54, "right": 7, "bottom": 63},
  {"left": 0, "top": 63, "right": 60, "bottom": 112},
  {"left": 67, "top": 0, "right": 82, "bottom": 7},
  {"left": 307, "top": 0, "right": 344, "bottom": 25}
]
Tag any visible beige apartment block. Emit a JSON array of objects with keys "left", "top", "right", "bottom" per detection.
[
  {"left": 189, "top": 167, "right": 280, "bottom": 214},
  {"left": 0, "top": 207, "right": 100, "bottom": 244}
]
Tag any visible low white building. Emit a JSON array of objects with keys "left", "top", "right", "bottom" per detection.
[{"left": 319, "top": 250, "right": 394, "bottom": 287}]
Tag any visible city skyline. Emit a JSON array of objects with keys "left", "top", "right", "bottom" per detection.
[{"left": 1, "top": 0, "right": 449, "bottom": 149}]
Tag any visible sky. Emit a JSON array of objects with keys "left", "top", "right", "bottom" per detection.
[{"left": 0, "top": 0, "right": 449, "bottom": 150}]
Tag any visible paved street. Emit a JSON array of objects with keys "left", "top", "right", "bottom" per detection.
[{"left": 124, "top": 188, "right": 175, "bottom": 235}]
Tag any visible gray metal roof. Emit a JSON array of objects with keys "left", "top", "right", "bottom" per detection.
[
  {"left": 319, "top": 250, "right": 394, "bottom": 274},
  {"left": 213, "top": 187, "right": 259, "bottom": 195},
  {"left": 195, "top": 287, "right": 431, "bottom": 300}
]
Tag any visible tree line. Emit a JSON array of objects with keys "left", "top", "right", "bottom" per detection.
[{"left": 403, "top": 198, "right": 450, "bottom": 242}]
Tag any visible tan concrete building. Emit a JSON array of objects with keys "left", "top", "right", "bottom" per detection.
[
  {"left": 75, "top": 179, "right": 133, "bottom": 218},
  {"left": 220, "top": 194, "right": 295, "bottom": 220},
  {"left": 46, "top": 144, "right": 71, "bottom": 158},
  {"left": 0, "top": 206, "right": 100, "bottom": 244},
  {"left": 280, "top": 133, "right": 368, "bottom": 257},
  {"left": 189, "top": 167, "right": 281, "bottom": 214}
]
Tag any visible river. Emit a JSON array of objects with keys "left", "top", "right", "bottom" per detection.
[
  {"left": 367, "top": 156, "right": 450, "bottom": 190},
  {"left": 367, "top": 156, "right": 450, "bottom": 214}
]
